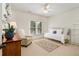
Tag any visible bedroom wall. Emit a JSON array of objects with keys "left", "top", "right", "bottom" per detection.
[
  {"left": 0, "top": 4, "right": 1, "bottom": 18},
  {"left": 11, "top": 9, "right": 48, "bottom": 39},
  {"left": 0, "top": 3, "right": 2, "bottom": 23},
  {"left": 48, "top": 7, "right": 79, "bottom": 43},
  {"left": 48, "top": 7, "right": 79, "bottom": 30},
  {"left": 0, "top": 3, "right": 2, "bottom": 44}
]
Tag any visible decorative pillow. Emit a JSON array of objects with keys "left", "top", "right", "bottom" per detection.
[
  {"left": 57, "top": 29, "right": 62, "bottom": 34},
  {"left": 49, "top": 28, "right": 64, "bottom": 34},
  {"left": 53, "top": 31, "right": 57, "bottom": 34}
]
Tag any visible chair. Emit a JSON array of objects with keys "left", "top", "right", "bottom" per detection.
[
  {"left": 18, "top": 29, "right": 32, "bottom": 47},
  {"left": 21, "top": 36, "right": 32, "bottom": 47}
]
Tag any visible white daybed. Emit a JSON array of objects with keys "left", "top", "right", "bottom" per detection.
[{"left": 44, "top": 28, "right": 70, "bottom": 44}]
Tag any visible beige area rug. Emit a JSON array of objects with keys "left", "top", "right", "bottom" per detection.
[{"left": 35, "top": 39, "right": 60, "bottom": 52}]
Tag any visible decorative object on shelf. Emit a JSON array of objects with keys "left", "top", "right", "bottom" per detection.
[
  {"left": 3, "top": 23, "right": 15, "bottom": 40},
  {"left": 2, "top": 3, "right": 16, "bottom": 40},
  {"left": 2, "top": 3, "right": 13, "bottom": 26}
]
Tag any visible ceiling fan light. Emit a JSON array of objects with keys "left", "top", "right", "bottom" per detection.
[
  {"left": 43, "top": 9, "right": 48, "bottom": 13},
  {"left": 44, "top": 3, "right": 50, "bottom": 9},
  {"left": 46, "top": 4, "right": 50, "bottom": 9},
  {"left": 42, "top": 3, "right": 50, "bottom": 13}
]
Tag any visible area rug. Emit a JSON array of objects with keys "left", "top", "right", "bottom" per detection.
[{"left": 35, "top": 39, "right": 60, "bottom": 52}]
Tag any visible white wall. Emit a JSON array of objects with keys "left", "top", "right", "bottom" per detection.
[
  {"left": 0, "top": 3, "right": 2, "bottom": 23},
  {"left": 48, "top": 8, "right": 79, "bottom": 29},
  {"left": 0, "top": 4, "right": 2, "bottom": 18},
  {"left": 0, "top": 3, "right": 2, "bottom": 44},
  {"left": 48, "top": 8, "right": 79, "bottom": 43},
  {"left": 12, "top": 9, "right": 48, "bottom": 39}
]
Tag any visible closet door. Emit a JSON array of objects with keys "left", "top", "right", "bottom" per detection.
[{"left": 71, "top": 24, "right": 79, "bottom": 44}]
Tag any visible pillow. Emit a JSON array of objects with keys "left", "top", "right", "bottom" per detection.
[
  {"left": 53, "top": 31, "right": 57, "bottom": 34},
  {"left": 61, "top": 30, "right": 64, "bottom": 34},
  {"left": 56, "top": 29, "right": 63, "bottom": 34},
  {"left": 49, "top": 28, "right": 64, "bottom": 34}
]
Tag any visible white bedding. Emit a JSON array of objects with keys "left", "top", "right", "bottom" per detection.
[
  {"left": 44, "top": 28, "right": 66, "bottom": 43},
  {"left": 44, "top": 33, "right": 65, "bottom": 43}
]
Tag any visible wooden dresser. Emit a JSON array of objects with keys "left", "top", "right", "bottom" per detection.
[{"left": 2, "top": 33, "right": 21, "bottom": 56}]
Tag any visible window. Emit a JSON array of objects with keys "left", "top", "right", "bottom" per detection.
[
  {"left": 30, "top": 21, "right": 36, "bottom": 34},
  {"left": 30, "top": 21, "right": 42, "bottom": 35}
]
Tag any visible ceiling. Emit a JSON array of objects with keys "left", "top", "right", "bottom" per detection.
[{"left": 10, "top": 3, "right": 79, "bottom": 17}]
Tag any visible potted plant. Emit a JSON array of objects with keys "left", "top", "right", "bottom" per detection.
[{"left": 3, "top": 23, "right": 15, "bottom": 40}]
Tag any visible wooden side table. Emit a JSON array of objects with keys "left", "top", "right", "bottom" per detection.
[
  {"left": 2, "top": 40, "right": 21, "bottom": 56},
  {"left": 2, "top": 33, "right": 21, "bottom": 56}
]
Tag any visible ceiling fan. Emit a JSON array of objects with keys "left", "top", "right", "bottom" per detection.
[{"left": 42, "top": 3, "right": 51, "bottom": 13}]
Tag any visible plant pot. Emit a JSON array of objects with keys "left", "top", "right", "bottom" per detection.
[{"left": 5, "top": 32, "right": 14, "bottom": 40}]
